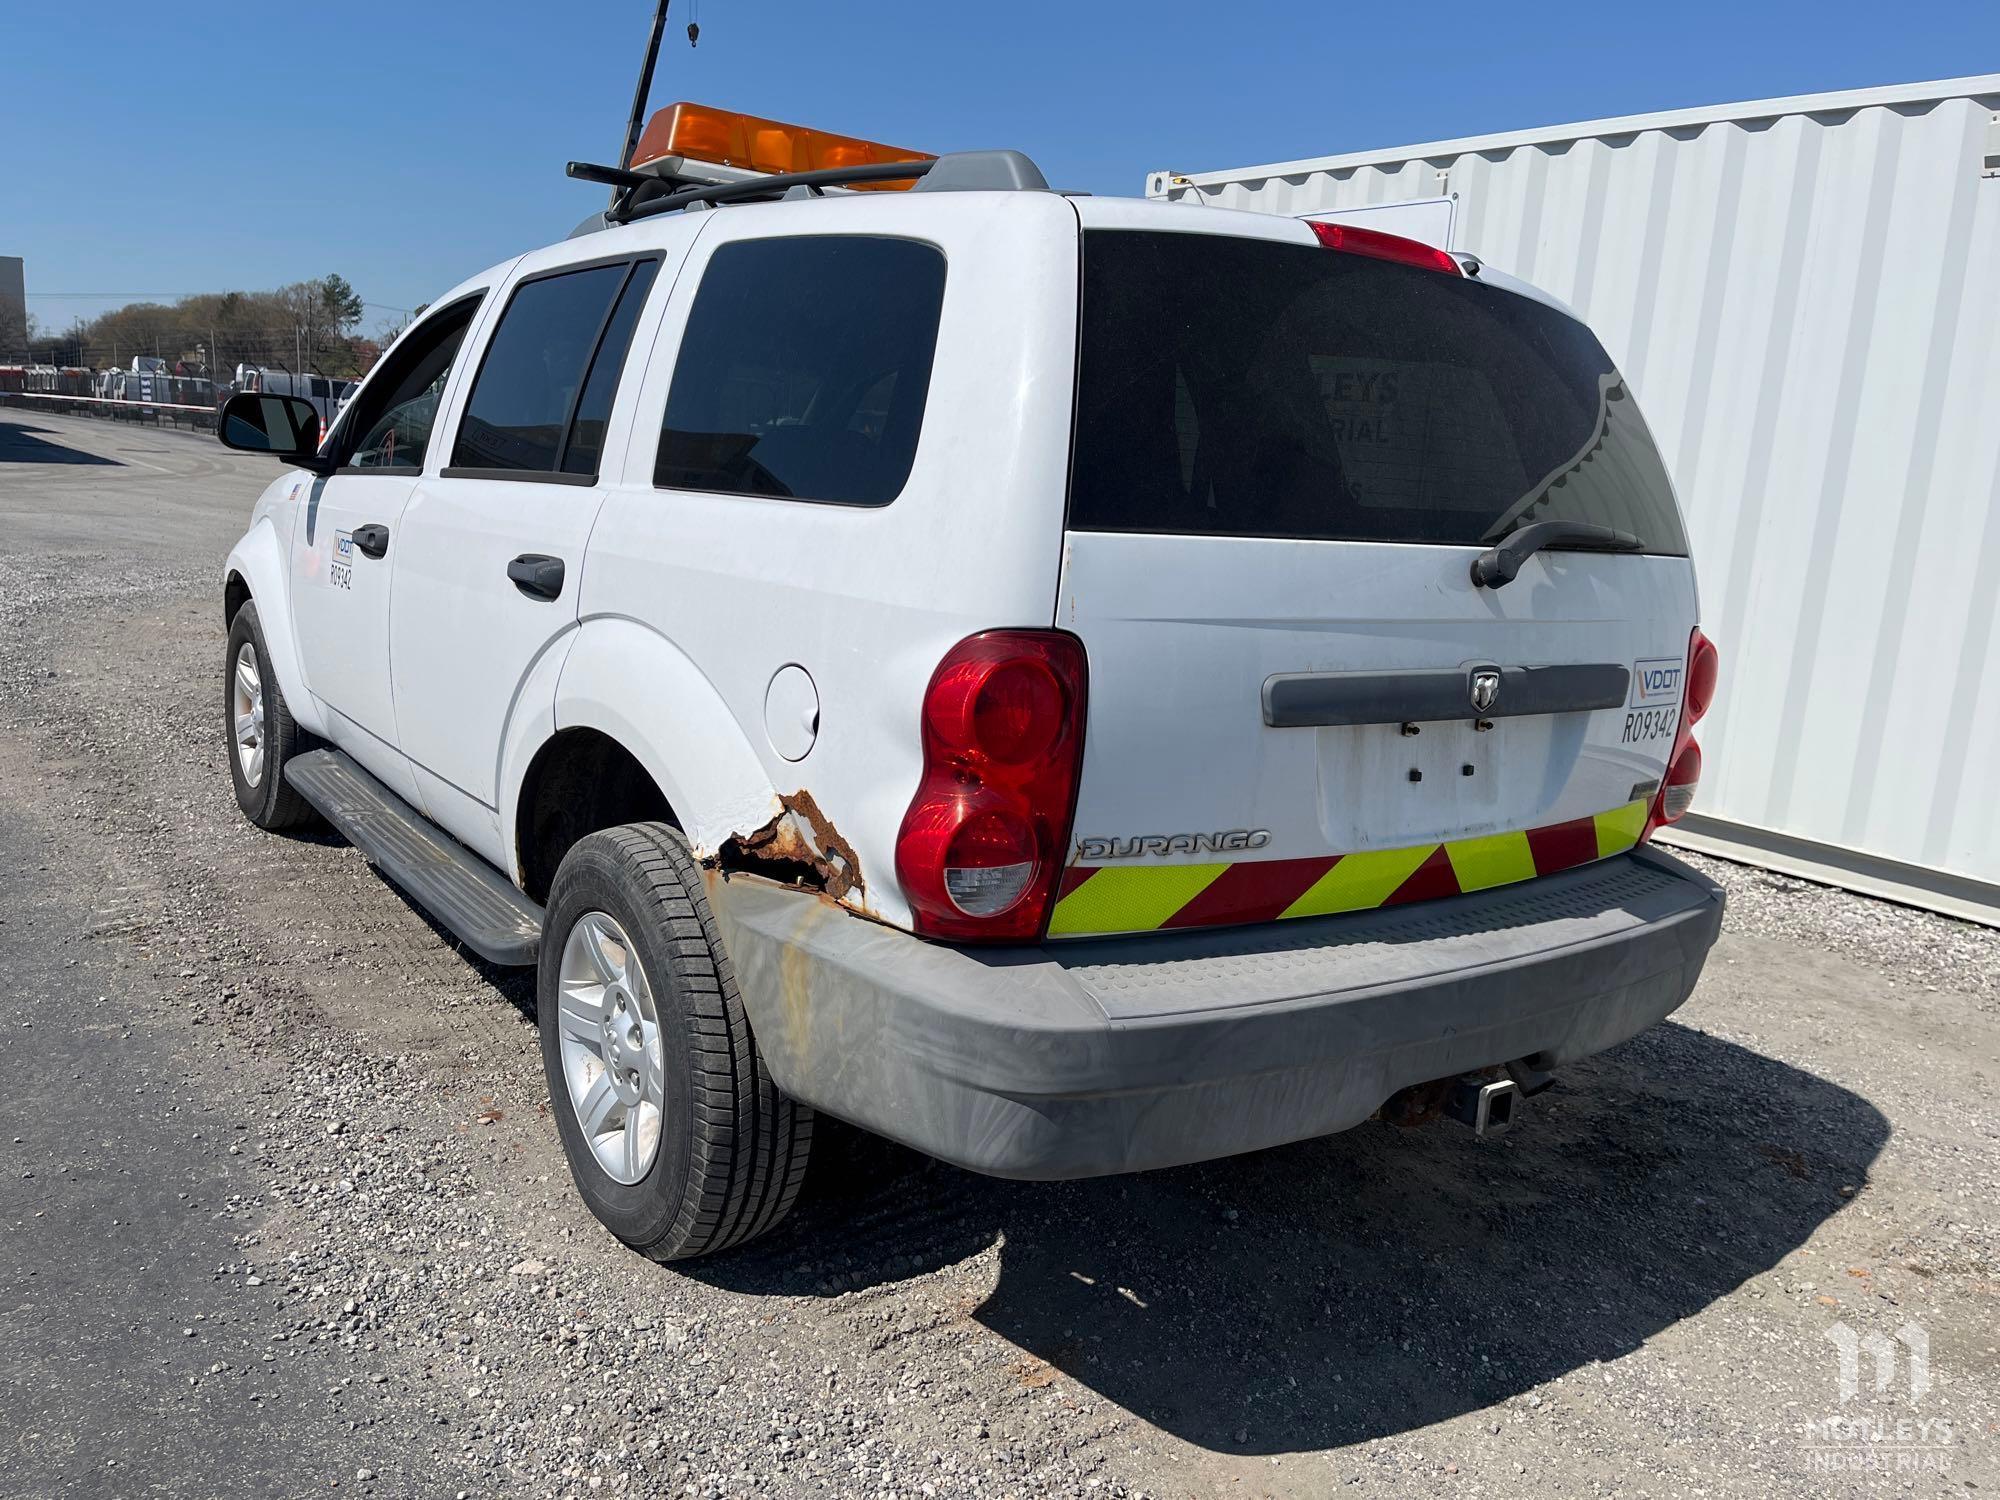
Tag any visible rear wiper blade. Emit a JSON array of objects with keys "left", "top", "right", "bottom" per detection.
[{"left": 1470, "top": 520, "right": 1642, "bottom": 589}]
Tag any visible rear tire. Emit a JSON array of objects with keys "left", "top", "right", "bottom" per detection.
[
  {"left": 224, "top": 601, "right": 315, "bottom": 831},
  {"left": 538, "top": 823, "right": 812, "bottom": 1261}
]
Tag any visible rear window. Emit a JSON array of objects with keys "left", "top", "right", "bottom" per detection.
[
  {"left": 655, "top": 235, "right": 946, "bottom": 506},
  {"left": 1070, "top": 230, "right": 1688, "bottom": 553}
]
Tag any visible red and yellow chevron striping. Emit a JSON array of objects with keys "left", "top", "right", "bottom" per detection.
[{"left": 1047, "top": 799, "right": 1650, "bottom": 936}]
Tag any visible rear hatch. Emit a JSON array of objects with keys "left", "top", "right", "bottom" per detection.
[{"left": 1051, "top": 220, "right": 1697, "bottom": 937}]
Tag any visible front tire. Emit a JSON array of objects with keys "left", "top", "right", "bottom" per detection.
[
  {"left": 224, "top": 601, "right": 314, "bottom": 831},
  {"left": 538, "top": 823, "right": 812, "bottom": 1261}
]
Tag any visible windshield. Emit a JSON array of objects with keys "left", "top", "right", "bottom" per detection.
[{"left": 1069, "top": 229, "right": 1689, "bottom": 553}]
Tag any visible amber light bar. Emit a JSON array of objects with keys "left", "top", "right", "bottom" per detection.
[{"left": 630, "top": 102, "right": 935, "bottom": 190}]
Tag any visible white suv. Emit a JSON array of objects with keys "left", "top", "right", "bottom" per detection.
[{"left": 216, "top": 139, "right": 1725, "bottom": 1261}]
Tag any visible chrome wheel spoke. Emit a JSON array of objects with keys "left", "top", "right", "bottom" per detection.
[
  {"left": 622, "top": 1108, "right": 644, "bottom": 1179},
  {"left": 574, "top": 1070, "right": 619, "bottom": 1138},
  {"left": 579, "top": 915, "right": 627, "bottom": 986},
  {"left": 556, "top": 982, "right": 604, "bottom": 1045},
  {"left": 231, "top": 642, "right": 267, "bottom": 788}
]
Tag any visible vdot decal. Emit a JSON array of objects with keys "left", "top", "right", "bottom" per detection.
[
  {"left": 1631, "top": 657, "right": 1683, "bottom": 706},
  {"left": 329, "top": 530, "right": 355, "bottom": 591},
  {"left": 1622, "top": 655, "right": 1682, "bottom": 743}
]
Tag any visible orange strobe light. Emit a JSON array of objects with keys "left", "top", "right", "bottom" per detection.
[{"left": 630, "top": 103, "right": 935, "bottom": 189}]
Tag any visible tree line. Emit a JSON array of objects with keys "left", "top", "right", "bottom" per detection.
[{"left": 11, "top": 275, "right": 384, "bottom": 379}]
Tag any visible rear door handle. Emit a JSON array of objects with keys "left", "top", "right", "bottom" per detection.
[
  {"left": 507, "top": 553, "right": 565, "bottom": 601},
  {"left": 351, "top": 523, "right": 390, "bottom": 559}
]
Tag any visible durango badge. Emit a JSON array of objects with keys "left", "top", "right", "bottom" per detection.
[
  {"left": 1469, "top": 667, "right": 1501, "bottom": 713},
  {"left": 1076, "top": 830, "right": 1272, "bottom": 860}
]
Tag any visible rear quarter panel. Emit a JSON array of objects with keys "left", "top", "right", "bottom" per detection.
[{"left": 577, "top": 190, "right": 1082, "bottom": 928}]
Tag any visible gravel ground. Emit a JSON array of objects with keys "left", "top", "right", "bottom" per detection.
[
  {"left": 1668, "top": 847, "right": 2000, "bottom": 1007},
  {"left": 2, "top": 409, "right": 1996, "bottom": 1499}
]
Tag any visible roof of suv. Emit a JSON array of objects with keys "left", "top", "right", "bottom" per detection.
[{"left": 425, "top": 174, "right": 1572, "bottom": 349}]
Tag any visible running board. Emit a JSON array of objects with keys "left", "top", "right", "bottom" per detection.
[{"left": 283, "top": 749, "right": 544, "bottom": 966}]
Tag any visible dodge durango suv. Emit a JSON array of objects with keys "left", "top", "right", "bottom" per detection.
[{"left": 215, "top": 120, "right": 1725, "bottom": 1261}]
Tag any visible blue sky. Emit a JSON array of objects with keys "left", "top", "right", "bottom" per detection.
[{"left": 5, "top": 1, "right": 1995, "bottom": 334}]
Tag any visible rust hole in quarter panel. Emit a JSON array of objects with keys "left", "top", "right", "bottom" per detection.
[{"left": 711, "top": 789, "right": 864, "bottom": 903}]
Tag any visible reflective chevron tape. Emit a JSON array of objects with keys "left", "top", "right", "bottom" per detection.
[{"left": 1048, "top": 799, "right": 1650, "bottom": 936}]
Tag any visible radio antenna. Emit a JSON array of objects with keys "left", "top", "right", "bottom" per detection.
[{"left": 615, "top": 0, "right": 673, "bottom": 202}]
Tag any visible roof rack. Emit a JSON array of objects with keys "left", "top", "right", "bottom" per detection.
[{"left": 566, "top": 150, "right": 1049, "bottom": 233}]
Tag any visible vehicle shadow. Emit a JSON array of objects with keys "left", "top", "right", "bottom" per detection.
[
  {"left": 693, "top": 1018, "right": 1886, "bottom": 1453},
  {"left": 335, "top": 854, "right": 541, "bottom": 1016},
  {"left": 0, "top": 415, "right": 123, "bottom": 465}
]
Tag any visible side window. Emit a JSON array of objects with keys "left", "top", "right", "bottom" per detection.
[
  {"left": 562, "top": 260, "right": 660, "bottom": 475},
  {"left": 655, "top": 236, "right": 947, "bottom": 506},
  {"left": 338, "top": 297, "right": 482, "bottom": 472},
  {"left": 450, "top": 258, "right": 657, "bottom": 478}
]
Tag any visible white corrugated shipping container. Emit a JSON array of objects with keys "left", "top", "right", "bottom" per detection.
[{"left": 1148, "top": 75, "right": 2000, "bottom": 926}]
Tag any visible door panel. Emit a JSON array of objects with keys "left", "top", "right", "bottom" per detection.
[
  {"left": 288, "top": 292, "right": 490, "bottom": 797},
  {"left": 287, "top": 471, "right": 418, "bottom": 781},
  {"left": 387, "top": 250, "right": 673, "bottom": 843},
  {"left": 389, "top": 477, "right": 603, "bottom": 821}
]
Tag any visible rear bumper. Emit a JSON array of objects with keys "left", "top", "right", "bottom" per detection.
[{"left": 704, "top": 846, "right": 1725, "bottom": 1179}]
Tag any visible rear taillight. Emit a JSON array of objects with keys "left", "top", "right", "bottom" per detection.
[
  {"left": 1307, "top": 220, "right": 1463, "bottom": 276},
  {"left": 1659, "top": 739, "right": 1702, "bottom": 823},
  {"left": 1684, "top": 627, "right": 1719, "bottom": 722},
  {"left": 895, "top": 631, "right": 1088, "bottom": 943},
  {"left": 1646, "top": 627, "right": 1719, "bottom": 838}
]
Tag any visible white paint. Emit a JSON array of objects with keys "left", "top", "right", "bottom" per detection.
[
  {"left": 223, "top": 509, "right": 324, "bottom": 738},
  {"left": 577, "top": 189, "right": 1081, "bottom": 926},
  {"left": 1057, "top": 532, "right": 1694, "bottom": 862},
  {"left": 763, "top": 665, "right": 820, "bottom": 763},
  {"left": 227, "top": 181, "right": 1708, "bottom": 933},
  {"left": 1153, "top": 75, "right": 2000, "bottom": 913}
]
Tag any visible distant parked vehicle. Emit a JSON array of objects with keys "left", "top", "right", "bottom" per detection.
[
  {"left": 19, "top": 365, "right": 96, "bottom": 398},
  {"left": 235, "top": 366, "right": 355, "bottom": 428}
]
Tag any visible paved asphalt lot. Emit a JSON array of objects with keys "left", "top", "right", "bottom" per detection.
[{"left": 1, "top": 407, "right": 1996, "bottom": 1499}]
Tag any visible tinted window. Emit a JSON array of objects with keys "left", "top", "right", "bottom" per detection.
[
  {"left": 453, "top": 263, "right": 628, "bottom": 473},
  {"left": 561, "top": 260, "right": 660, "bottom": 475},
  {"left": 1070, "top": 230, "right": 1688, "bottom": 553},
  {"left": 338, "top": 296, "right": 481, "bottom": 471},
  {"left": 655, "top": 236, "right": 946, "bottom": 506}
]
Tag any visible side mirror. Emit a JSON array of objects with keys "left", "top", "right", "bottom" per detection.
[{"left": 219, "top": 392, "right": 333, "bottom": 474}]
